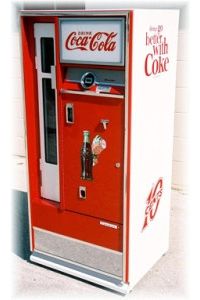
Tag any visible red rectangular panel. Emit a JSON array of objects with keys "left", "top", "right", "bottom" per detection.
[
  {"left": 32, "top": 200, "right": 122, "bottom": 251},
  {"left": 59, "top": 93, "right": 124, "bottom": 224}
]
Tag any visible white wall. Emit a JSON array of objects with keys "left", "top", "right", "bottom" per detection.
[
  {"left": 12, "top": 32, "right": 25, "bottom": 157},
  {"left": 12, "top": 30, "right": 27, "bottom": 192},
  {"left": 12, "top": 8, "right": 188, "bottom": 193},
  {"left": 172, "top": 30, "right": 188, "bottom": 191}
]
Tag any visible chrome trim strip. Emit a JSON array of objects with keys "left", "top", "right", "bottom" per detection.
[
  {"left": 30, "top": 251, "right": 130, "bottom": 294},
  {"left": 20, "top": 10, "right": 130, "bottom": 17},
  {"left": 65, "top": 79, "right": 125, "bottom": 87},
  {"left": 60, "top": 89, "right": 124, "bottom": 99}
]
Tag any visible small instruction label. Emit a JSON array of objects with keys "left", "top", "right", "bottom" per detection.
[
  {"left": 96, "top": 85, "right": 111, "bottom": 93},
  {"left": 100, "top": 221, "right": 119, "bottom": 229}
]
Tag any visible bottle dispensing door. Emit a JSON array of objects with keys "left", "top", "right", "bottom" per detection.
[{"left": 60, "top": 68, "right": 125, "bottom": 224}]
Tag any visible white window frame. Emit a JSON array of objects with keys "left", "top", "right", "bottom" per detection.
[{"left": 34, "top": 23, "right": 59, "bottom": 202}]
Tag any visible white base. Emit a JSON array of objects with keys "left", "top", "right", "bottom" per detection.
[{"left": 30, "top": 251, "right": 131, "bottom": 294}]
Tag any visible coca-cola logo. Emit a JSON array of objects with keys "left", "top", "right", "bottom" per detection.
[
  {"left": 65, "top": 31, "right": 117, "bottom": 52},
  {"left": 142, "top": 178, "right": 163, "bottom": 231}
]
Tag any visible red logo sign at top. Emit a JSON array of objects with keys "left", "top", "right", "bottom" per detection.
[{"left": 65, "top": 31, "right": 117, "bottom": 52}]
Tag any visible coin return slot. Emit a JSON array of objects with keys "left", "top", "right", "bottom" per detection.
[
  {"left": 79, "top": 186, "right": 86, "bottom": 199},
  {"left": 66, "top": 104, "right": 74, "bottom": 124}
]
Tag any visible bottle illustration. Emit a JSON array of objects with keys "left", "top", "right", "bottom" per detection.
[{"left": 81, "top": 130, "right": 93, "bottom": 180}]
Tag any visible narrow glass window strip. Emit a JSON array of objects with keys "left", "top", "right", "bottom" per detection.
[
  {"left": 42, "top": 78, "right": 57, "bottom": 164},
  {"left": 41, "top": 38, "right": 54, "bottom": 73}
]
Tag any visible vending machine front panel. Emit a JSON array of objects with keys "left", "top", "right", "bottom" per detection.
[{"left": 22, "top": 13, "right": 126, "bottom": 256}]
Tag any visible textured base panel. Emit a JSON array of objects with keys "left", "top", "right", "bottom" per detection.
[{"left": 34, "top": 227, "right": 123, "bottom": 277}]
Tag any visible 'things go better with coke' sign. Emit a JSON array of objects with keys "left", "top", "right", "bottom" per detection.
[{"left": 59, "top": 18, "right": 125, "bottom": 66}]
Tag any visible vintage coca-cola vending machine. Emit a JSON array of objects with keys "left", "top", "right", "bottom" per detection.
[{"left": 21, "top": 9, "right": 179, "bottom": 293}]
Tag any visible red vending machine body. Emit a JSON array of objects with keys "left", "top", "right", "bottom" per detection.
[{"left": 21, "top": 13, "right": 128, "bottom": 266}]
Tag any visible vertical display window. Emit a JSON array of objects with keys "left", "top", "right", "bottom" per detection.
[
  {"left": 42, "top": 78, "right": 57, "bottom": 164},
  {"left": 41, "top": 38, "right": 54, "bottom": 73}
]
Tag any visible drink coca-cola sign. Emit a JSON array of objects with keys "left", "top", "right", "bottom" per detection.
[
  {"left": 59, "top": 18, "right": 125, "bottom": 65},
  {"left": 65, "top": 31, "right": 117, "bottom": 52}
]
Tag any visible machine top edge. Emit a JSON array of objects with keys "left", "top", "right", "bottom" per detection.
[{"left": 20, "top": 10, "right": 130, "bottom": 17}]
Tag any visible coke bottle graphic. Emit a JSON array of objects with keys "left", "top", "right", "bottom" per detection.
[{"left": 81, "top": 130, "right": 93, "bottom": 180}]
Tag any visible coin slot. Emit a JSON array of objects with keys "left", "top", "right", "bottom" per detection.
[
  {"left": 81, "top": 72, "right": 95, "bottom": 89},
  {"left": 85, "top": 78, "right": 93, "bottom": 84}
]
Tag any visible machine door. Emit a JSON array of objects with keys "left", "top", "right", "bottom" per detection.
[
  {"left": 61, "top": 93, "right": 124, "bottom": 224},
  {"left": 34, "top": 23, "right": 59, "bottom": 202}
]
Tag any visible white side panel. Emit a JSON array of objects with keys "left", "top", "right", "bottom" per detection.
[{"left": 128, "top": 9, "right": 179, "bottom": 287}]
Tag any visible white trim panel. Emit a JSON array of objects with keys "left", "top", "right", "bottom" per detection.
[{"left": 34, "top": 23, "right": 59, "bottom": 202}]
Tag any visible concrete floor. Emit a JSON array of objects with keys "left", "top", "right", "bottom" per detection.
[{"left": 12, "top": 190, "right": 187, "bottom": 299}]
